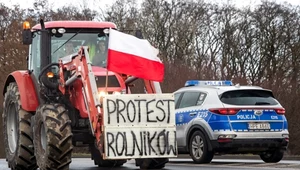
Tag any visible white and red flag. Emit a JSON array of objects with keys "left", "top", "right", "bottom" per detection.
[{"left": 106, "top": 29, "right": 164, "bottom": 82}]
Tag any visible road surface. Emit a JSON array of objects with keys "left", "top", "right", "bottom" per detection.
[{"left": 1, "top": 157, "right": 299, "bottom": 170}]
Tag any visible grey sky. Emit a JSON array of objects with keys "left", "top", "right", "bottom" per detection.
[{"left": 0, "top": 0, "right": 299, "bottom": 10}]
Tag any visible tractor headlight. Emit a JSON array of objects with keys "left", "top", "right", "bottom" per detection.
[{"left": 98, "top": 91, "right": 107, "bottom": 98}]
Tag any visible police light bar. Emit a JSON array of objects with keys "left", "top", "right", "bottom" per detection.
[{"left": 184, "top": 80, "right": 233, "bottom": 87}]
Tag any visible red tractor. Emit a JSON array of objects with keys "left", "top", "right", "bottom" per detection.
[{"left": 2, "top": 19, "right": 177, "bottom": 170}]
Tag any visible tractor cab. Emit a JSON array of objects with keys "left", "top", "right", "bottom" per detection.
[
  {"left": 24, "top": 21, "right": 113, "bottom": 73},
  {"left": 23, "top": 20, "right": 126, "bottom": 96}
]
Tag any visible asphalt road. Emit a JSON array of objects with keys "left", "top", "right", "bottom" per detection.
[{"left": 0, "top": 157, "right": 300, "bottom": 170}]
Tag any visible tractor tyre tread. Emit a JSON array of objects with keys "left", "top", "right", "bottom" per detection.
[
  {"left": 89, "top": 144, "right": 126, "bottom": 167},
  {"left": 34, "top": 104, "right": 73, "bottom": 170},
  {"left": 135, "top": 158, "right": 168, "bottom": 169},
  {"left": 2, "top": 82, "right": 37, "bottom": 170}
]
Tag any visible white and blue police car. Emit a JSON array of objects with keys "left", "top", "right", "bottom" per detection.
[{"left": 174, "top": 80, "right": 289, "bottom": 163}]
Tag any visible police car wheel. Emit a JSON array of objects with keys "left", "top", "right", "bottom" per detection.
[
  {"left": 259, "top": 149, "right": 284, "bottom": 163},
  {"left": 189, "top": 131, "right": 214, "bottom": 163}
]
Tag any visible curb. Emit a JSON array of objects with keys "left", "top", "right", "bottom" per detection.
[{"left": 177, "top": 154, "right": 300, "bottom": 160}]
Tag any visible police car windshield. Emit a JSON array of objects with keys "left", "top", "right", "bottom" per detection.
[{"left": 220, "top": 90, "right": 278, "bottom": 105}]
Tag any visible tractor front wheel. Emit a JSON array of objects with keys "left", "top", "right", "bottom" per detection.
[
  {"left": 33, "top": 104, "right": 73, "bottom": 170},
  {"left": 2, "top": 82, "right": 37, "bottom": 170}
]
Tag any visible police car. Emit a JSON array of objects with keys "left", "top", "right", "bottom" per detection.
[{"left": 175, "top": 80, "right": 289, "bottom": 163}]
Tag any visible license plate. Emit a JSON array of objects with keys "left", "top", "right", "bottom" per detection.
[{"left": 248, "top": 122, "right": 270, "bottom": 130}]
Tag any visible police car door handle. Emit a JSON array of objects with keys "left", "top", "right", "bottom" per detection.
[{"left": 189, "top": 112, "right": 197, "bottom": 117}]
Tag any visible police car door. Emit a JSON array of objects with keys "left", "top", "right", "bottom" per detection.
[{"left": 175, "top": 91, "right": 207, "bottom": 148}]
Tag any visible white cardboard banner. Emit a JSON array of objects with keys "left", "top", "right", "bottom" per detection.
[{"left": 103, "top": 94, "right": 177, "bottom": 159}]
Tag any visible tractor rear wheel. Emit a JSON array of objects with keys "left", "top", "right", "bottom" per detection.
[
  {"left": 2, "top": 82, "right": 37, "bottom": 170},
  {"left": 33, "top": 104, "right": 73, "bottom": 170},
  {"left": 89, "top": 143, "right": 127, "bottom": 167},
  {"left": 135, "top": 158, "right": 168, "bottom": 169}
]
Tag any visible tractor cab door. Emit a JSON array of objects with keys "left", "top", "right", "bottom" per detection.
[{"left": 28, "top": 31, "right": 42, "bottom": 81}]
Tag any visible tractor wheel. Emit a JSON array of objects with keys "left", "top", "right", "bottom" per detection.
[
  {"left": 135, "top": 158, "right": 168, "bottom": 169},
  {"left": 89, "top": 143, "right": 126, "bottom": 167},
  {"left": 2, "top": 82, "right": 37, "bottom": 170},
  {"left": 33, "top": 104, "right": 73, "bottom": 170},
  {"left": 260, "top": 149, "right": 284, "bottom": 163},
  {"left": 189, "top": 131, "right": 214, "bottom": 163}
]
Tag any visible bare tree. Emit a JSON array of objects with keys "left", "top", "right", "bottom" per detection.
[{"left": 1, "top": 0, "right": 300, "bottom": 157}]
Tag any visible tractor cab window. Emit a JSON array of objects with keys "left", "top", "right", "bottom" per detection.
[
  {"left": 51, "top": 32, "right": 108, "bottom": 68},
  {"left": 92, "top": 37, "right": 108, "bottom": 67}
]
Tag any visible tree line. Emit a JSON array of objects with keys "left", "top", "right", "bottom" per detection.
[{"left": 0, "top": 0, "right": 300, "bottom": 157}]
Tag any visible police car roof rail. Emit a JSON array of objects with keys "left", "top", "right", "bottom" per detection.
[{"left": 184, "top": 80, "right": 233, "bottom": 87}]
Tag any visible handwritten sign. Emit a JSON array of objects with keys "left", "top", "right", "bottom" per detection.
[{"left": 103, "top": 94, "right": 177, "bottom": 159}]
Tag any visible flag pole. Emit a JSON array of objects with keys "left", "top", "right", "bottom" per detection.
[
  {"left": 105, "top": 68, "right": 108, "bottom": 93},
  {"left": 105, "top": 29, "right": 109, "bottom": 94}
]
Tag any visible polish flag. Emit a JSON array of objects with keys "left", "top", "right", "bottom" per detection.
[{"left": 107, "top": 29, "right": 164, "bottom": 82}]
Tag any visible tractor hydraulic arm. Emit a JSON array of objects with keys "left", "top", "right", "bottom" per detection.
[
  {"left": 124, "top": 76, "right": 162, "bottom": 94},
  {"left": 143, "top": 80, "right": 162, "bottom": 94},
  {"left": 58, "top": 46, "right": 102, "bottom": 139}
]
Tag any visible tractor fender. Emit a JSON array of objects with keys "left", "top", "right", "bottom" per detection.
[{"left": 3, "top": 70, "right": 39, "bottom": 111}]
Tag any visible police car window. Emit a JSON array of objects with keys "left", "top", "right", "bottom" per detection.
[
  {"left": 220, "top": 90, "right": 278, "bottom": 105},
  {"left": 174, "top": 93, "right": 182, "bottom": 108},
  {"left": 196, "top": 93, "right": 207, "bottom": 106},
  {"left": 178, "top": 92, "right": 201, "bottom": 108}
]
